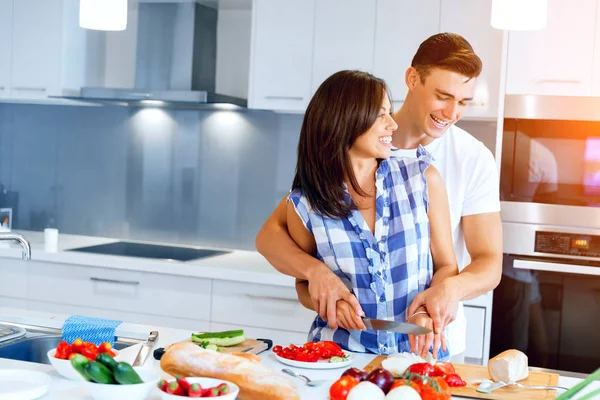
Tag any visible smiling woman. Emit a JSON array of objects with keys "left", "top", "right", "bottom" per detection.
[{"left": 285, "top": 70, "right": 459, "bottom": 358}]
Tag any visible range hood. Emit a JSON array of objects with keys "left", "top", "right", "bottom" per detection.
[{"left": 59, "top": 1, "right": 247, "bottom": 109}]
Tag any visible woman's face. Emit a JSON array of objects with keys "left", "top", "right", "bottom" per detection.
[{"left": 349, "top": 93, "right": 398, "bottom": 160}]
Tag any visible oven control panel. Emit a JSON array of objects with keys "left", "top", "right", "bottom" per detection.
[{"left": 535, "top": 231, "right": 600, "bottom": 258}]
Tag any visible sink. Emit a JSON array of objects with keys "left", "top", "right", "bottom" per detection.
[{"left": 0, "top": 323, "right": 140, "bottom": 365}]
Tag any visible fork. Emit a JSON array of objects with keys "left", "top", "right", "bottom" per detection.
[{"left": 282, "top": 368, "right": 327, "bottom": 387}]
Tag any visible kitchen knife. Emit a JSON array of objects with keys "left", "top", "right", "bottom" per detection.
[
  {"left": 361, "top": 317, "right": 432, "bottom": 335},
  {"left": 132, "top": 330, "right": 159, "bottom": 366}
]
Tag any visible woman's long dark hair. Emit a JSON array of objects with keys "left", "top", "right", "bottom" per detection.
[{"left": 292, "top": 70, "right": 389, "bottom": 219}]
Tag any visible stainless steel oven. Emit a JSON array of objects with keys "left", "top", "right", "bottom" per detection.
[{"left": 492, "top": 95, "right": 600, "bottom": 374}]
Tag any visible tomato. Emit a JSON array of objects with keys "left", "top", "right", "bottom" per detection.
[
  {"left": 407, "top": 362, "right": 436, "bottom": 376},
  {"left": 98, "top": 342, "right": 112, "bottom": 354},
  {"left": 329, "top": 376, "right": 358, "bottom": 400},
  {"left": 431, "top": 362, "right": 456, "bottom": 377},
  {"left": 272, "top": 345, "right": 282, "bottom": 354},
  {"left": 70, "top": 338, "right": 84, "bottom": 354},
  {"left": 55, "top": 341, "right": 71, "bottom": 359},
  {"left": 410, "top": 376, "right": 451, "bottom": 400},
  {"left": 444, "top": 373, "right": 466, "bottom": 387},
  {"left": 80, "top": 342, "right": 99, "bottom": 361},
  {"left": 390, "top": 378, "right": 421, "bottom": 393}
]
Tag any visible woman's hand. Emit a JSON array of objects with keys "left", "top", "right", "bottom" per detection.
[
  {"left": 335, "top": 299, "right": 366, "bottom": 331},
  {"left": 408, "top": 311, "right": 447, "bottom": 359}
]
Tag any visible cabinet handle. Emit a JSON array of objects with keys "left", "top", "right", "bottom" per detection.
[
  {"left": 264, "top": 96, "right": 304, "bottom": 101},
  {"left": 246, "top": 294, "right": 298, "bottom": 302},
  {"left": 12, "top": 87, "right": 46, "bottom": 92},
  {"left": 534, "top": 79, "right": 581, "bottom": 84},
  {"left": 90, "top": 277, "right": 140, "bottom": 286}
]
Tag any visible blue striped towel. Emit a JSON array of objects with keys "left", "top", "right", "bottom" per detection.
[{"left": 61, "top": 315, "right": 123, "bottom": 346}]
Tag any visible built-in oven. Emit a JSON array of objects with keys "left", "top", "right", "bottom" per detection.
[{"left": 493, "top": 95, "right": 600, "bottom": 374}]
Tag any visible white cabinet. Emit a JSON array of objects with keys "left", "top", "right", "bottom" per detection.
[
  {"left": 0, "top": 0, "right": 12, "bottom": 99},
  {"left": 440, "top": 0, "right": 503, "bottom": 119},
  {"left": 7, "top": 0, "right": 101, "bottom": 100},
  {"left": 506, "top": 0, "right": 597, "bottom": 96},
  {"left": 11, "top": 0, "right": 63, "bottom": 99},
  {"left": 0, "top": 259, "right": 28, "bottom": 302},
  {"left": 373, "top": 0, "right": 440, "bottom": 109},
  {"left": 311, "top": 0, "right": 377, "bottom": 92},
  {"left": 247, "top": 0, "right": 315, "bottom": 111},
  {"left": 27, "top": 262, "right": 212, "bottom": 322},
  {"left": 211, "top": 280, "right": 316, "bottom": 334},
  {"left": 464, "top": 305, "right": 486, "bottom": 362}
]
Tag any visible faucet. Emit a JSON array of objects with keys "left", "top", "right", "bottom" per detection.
[{"left": 0, "top": 233, "right": 31, "bottom": 260}]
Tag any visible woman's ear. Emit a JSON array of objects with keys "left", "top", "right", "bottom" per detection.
[{"left": 405, "top": 67, "right": 419, "bottom": 91}]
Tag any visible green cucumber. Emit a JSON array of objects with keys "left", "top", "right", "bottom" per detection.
[
  {"left": 70, "top": 354, "right": 92, "bottom": 381},
  {"left": 96, "top": 353, "right": 118, "bottom": 372},
  {"left": 191, "top": 330, "right": 245, "bottom": 347},
  {"left": 83, "top": 361, "right": 116, "bottom": 384},
  {"left": 329, "top": 356, "right": 346, "bottom": 363},
  {"left": 113, "top": 362, "right": 143, "bottom": 385}
]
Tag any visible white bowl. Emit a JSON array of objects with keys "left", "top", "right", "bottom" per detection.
[
  {"left": 157, "top": 377, "right": 239, "bottom": 400},
  {"left": 47, "top": 348, "right": 121, "bottom": 381},
  {"left": 83, "top": 367, "right": 161, "bottom": 400}
]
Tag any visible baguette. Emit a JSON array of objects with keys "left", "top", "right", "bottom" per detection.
[{"left": 160, "top": 342, "right": 300, "bottom": 400}]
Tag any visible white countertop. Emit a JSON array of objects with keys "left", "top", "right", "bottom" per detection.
[
  {"left": 0, "top": 230, "right": 295, "bottom": 287},
  {"left": 0, "top": 309, "right": 599, "bottom": 400}
]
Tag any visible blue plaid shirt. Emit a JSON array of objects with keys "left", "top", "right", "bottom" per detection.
[{"left": 288, "top": 146, "right": 449, "bottom": 358}]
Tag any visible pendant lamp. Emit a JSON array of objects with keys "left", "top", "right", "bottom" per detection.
[
  {"left": 80, "top": 0, "right": 127, "bottom": 31},
  {"left": 491, "top": 0, "right": 548, "bottom": 31}
]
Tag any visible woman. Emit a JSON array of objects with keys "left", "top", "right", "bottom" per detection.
[{"left": 289, "top": 70, "right": 458, "bottom": 359}]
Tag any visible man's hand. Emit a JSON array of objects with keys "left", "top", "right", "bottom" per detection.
[
  {"left": 336, "top": 299, "right": 367, "bottom": 331},
  {"left": 306, "top": 266, "right": 364, "bottom": 330},
  {"left": 407, "top": 278, "right": 460, "bottom": 336}
]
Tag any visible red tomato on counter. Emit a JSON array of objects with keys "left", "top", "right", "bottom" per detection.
[{"left": 329, "top": 376, "right": 358, "bottom": 400}]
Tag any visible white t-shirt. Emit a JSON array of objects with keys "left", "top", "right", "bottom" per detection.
[{"left": 391, "top": 125, "right": 501, "bottom": 355}]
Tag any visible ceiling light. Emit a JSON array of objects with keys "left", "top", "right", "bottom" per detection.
[{"left": 79, "top": 0, "right": 127, "bottom": 31}]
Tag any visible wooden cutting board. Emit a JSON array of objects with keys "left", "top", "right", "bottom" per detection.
[{"left": 364, "top": 355, "right": 560, "bottom": 400}]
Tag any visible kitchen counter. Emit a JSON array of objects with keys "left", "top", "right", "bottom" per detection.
[
  {"left": 0, "top": 230, "right": 295, "bottom": 287},
  {"left": 0, "top": 309, "right": 599, "bottom": 399}
]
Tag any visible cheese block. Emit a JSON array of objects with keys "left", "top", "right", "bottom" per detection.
[{"left": 488, "top": 349, "right": 529, "bottom": 382}]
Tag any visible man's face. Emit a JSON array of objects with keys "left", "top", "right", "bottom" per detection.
[{"left": 406, "top": 67, "right": 476, "bottom": 139}]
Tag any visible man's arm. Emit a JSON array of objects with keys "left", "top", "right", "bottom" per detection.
[
  {"left": 255, "top": 195, "right": 364, "bottom": 329},
  {"left": 255, "top": 195, "right": 322, "bottom": 280},
  {"left": 448, "top": 211, "right": 503, "bottom": 300}
]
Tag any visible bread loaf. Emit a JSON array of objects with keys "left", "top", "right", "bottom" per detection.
[
  {"left": 160, "top": 342, "right": 300, "bottom": 400},
  {"left": 488, "top": 349, "right": 529, "bottom": 382}
]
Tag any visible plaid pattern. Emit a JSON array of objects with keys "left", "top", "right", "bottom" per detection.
[{"left": 289, "top": 146, "right": 449, "bottom": 358}]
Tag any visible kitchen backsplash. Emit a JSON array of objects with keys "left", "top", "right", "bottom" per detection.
[{"left": 0, "top": 103, "right": 496, "bottom": 250}]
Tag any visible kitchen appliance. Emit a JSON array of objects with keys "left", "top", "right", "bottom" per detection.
[
  {"left": 0, "top": 324, "right": 26, "bottom": 344},
  {"left": 492, "top": 94, "right": 600, "bottom": 374},
  {"left": 67, "top": 241, "right": 230, "bottom": 262},
  {"left": 54, "top": 2, "right": 246, "bottom": 109},
  {"left": 361, "top": 317, "right": 432, "bottom": 335}
]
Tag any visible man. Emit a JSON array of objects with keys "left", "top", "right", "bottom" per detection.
[{"left": 255, "top": 33, "right": 502, "bottom": 362}]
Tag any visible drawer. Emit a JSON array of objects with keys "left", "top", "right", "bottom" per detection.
[
  {"left": 211, "top": 280, "right": 316, "bottom": 333},
  {"left": 27, "top": 262, "right": 211, "bottom": 321},
  {"left": 28, "top": 300, "right": 210, "bottom": 334},
  {"left": 0, "top": 259, "right": 28, "bottom": 298},
  {"left": 464, "top": 305, "right": 486, "bottom": 360},
  {"left": 210, "top": 323, "right": 308, "bottom": 347}
]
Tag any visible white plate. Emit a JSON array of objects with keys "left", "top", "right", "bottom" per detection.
[
  {"left": 274, "top": 350, "right": 354, "bottom": 369},
  {"left": 0, "top": 369, "right": 51, "bottom": 400}
]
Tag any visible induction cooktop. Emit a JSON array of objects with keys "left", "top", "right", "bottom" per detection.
[{"left": 68, "top": 241, "right": 230, "bottom": 262}]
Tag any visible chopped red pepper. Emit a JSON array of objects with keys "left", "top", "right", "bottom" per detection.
[
  {"left": 407, "top": 362, "right": 436, "bottom": 377},
  {"left": 444, "top": 373, "right": 467, "bottom": 387}
]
